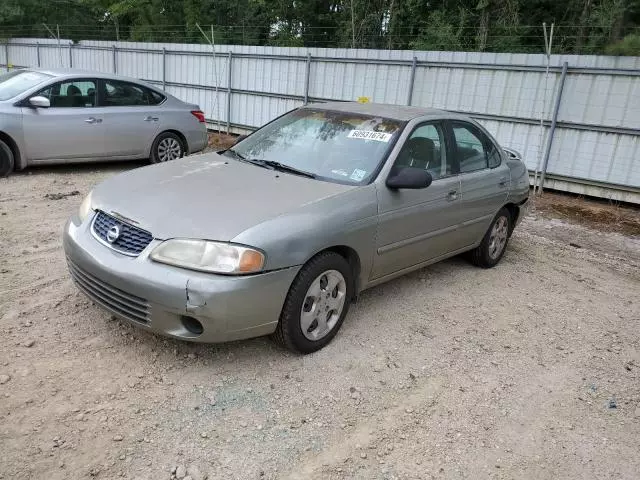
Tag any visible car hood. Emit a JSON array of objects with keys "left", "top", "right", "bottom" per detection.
[{"left": 91, "top": 153, "right": 355, "bottom": 241}]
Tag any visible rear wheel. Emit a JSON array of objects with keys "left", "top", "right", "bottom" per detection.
[
  {"left": 150, "top": 132, "right": 184, "bottom": 163},
  {"left": 273, "top": 252, "right": 354, "bottom": 354},
  {"left": 468, "top": 207, "right": 512, "bottom": 268},
  {"left": 0, "top": 140, "right": 15, "bottom": 177}
]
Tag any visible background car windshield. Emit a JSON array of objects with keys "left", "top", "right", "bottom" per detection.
[
  {"left": 0, "top": 70, "right": 52, "bottom": 101},
  {"left": 231, "top": 109, "right": 404, "bottom": 184}
]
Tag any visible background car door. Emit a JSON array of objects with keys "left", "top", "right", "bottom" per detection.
[
  {"left": 21, "top": 78, "right": 105, "bottom": 161},
  {"left": 449, "top": 121, "right": 510, "bottom": 247},
  {"left": 96, "top": 79, "right": 163, "bottom": 157},
  {"left": 372, "top": 121, "right": 464, "bottom": 279}
]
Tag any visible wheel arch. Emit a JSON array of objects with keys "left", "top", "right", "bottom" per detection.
[
  {"left": 309, "top": 245, "right": 362, "bottom": 299},
  {"left": 503, "top": 202, "right": 520, "bottom": 236},
  {"left": 0, "top": 131, "right": 24, "bottom": 170}
]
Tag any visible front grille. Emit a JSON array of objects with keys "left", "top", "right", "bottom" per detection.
[
  {"left": 67, "top": 259, "right": 150, "bottom": 324},
  {"left": 92, "top": 211, "right": 153, "bottom": 256}
]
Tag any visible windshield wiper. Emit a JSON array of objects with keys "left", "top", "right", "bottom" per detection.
[
  {"left": 223, "top": 149, "right": 246, "bottom": 160},
  {"left": 256, "top": 160, "right": 317, "bottom": 179},
  {"left": 224, "top": 152, "right": 316, "bottom": 179}
]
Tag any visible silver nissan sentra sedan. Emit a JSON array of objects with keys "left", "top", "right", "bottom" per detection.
[
  {"left": 0, "top": 68, "right": 208, "bottom": 176},
  {"left": 63, "top": 102, "right": 530, "bottom": 353}
]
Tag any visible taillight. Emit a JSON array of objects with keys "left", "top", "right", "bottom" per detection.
[{"left": 191, "top": 110, "right": 206, "bottom": 123}]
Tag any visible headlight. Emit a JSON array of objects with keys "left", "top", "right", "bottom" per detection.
[
  {"left": 150, "top": 239, "right": 265, "bottom": 274},
  {"left": 78, "top": 190, "right": 93, "bottom": 222}
]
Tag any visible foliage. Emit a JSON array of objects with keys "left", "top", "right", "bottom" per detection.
[{"left": 1, "top": 0, "right": 639, "bottom": 54}]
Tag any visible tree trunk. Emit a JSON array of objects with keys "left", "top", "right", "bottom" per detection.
[
  {"left": 575, "top": 0, "right": 593, "bottom": 53},
  {"left": 476, "top": 1, "right": 490, "bottom": 52}
]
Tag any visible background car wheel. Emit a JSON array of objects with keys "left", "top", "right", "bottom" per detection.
[
  {"left": 0, "top": 140, "right": 15, "bottom": 177},
  {"left": 467, "top": 207, "right": 512, "bottom": 268},
  {"left": 273, "top": 251, "right": 354, "bottom": 354},
  {"left": 150, "top": 132, "right": 184, "bottom": 163}
]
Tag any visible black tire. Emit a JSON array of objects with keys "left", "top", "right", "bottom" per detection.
[
  {"left": 468, "top": 207, "right": 512, "bottom": 268},
  {"left": 273, "top": 252, "right": 354, "bottom": 354},
  {"left": 0, "top": 140, "right": 15, "bottom": 177},
  {"left": 150, "top": 132, "right": 185, "bottom": 164}
]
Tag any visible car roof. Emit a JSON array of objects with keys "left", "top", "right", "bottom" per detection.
[
  {"left": 304, "top": 101, "right": 466, "bottom": 122},
  {"left": 21, "top": 67, "right": 156, "bottom": 85}
]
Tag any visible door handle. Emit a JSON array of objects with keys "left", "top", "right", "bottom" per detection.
[
  {"left": 447, "top": 190, "right": 459, "bottom": 201},
  {"left": 144, "top": 116, "right": 159, "bottom": 122},
  {"left": 84, "top": 117, "right": 102, "bottom": 124},
  {"left": 499, "top": 177, "right": 508, "bottom": 187}
]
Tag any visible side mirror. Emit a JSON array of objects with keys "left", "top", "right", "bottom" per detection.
[
  {"left": 233, "top": 134, "right": 247, "bottom": 145},
  {"left": 29, "top": 96, "right": 50, "bottom": 108},
  {"left": 386, "top": 167, "right": 433, "bottom": 190}
]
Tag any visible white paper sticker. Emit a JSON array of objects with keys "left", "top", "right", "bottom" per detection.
[
  {"left": 347, "top": 130, "right": 392, "bottom": 142},
  {"left": 331, "top": 169, "right": 349, "bottom": 177},
  {"left": 350, "top": 169, "right": 367, "bottom": 181}
]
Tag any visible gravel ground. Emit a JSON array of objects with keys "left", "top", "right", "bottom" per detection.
[{"left": 1, "top": 161, "right": 639, "bottom": 480}]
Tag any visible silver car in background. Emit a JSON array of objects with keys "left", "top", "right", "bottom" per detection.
[
  {"left": 0, "top": 68, "right": 208, "bottom": 176},
  {"left": 63, "top": 102, "right": 530, "bottom": 354}
]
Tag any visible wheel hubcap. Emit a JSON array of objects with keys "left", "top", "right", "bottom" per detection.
[
  {"left": 157, "top": 138, "right": 182, "bottom": 162},
  {"left": 300, "top": 270, "right": 347, "bottom": 341},
  {"left": 488, "top": 215, "right": 509, "bottom": 259}
]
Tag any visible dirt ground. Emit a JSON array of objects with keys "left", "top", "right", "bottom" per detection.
[{"left": 1, "top": 159, "right": 639, "bottom": 480}]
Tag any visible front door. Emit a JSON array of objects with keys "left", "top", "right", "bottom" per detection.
[
  {"left": 448, "top": 121, "right": 510, "bottom": 247},
  {"left": 97, "top": 79, "right": 163, "bottom": 157},
  {"left": 372, "top": 121, "right": 464, "bottom": 279},
  {"left": 22, "top": 78, "right": 105, "bottom": 161}
]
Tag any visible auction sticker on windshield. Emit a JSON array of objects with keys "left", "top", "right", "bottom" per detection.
[{"left": 347, "top": 130, "right": 392, "bottom": 142}]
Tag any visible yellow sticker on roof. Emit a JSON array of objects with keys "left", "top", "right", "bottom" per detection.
[{"left": 347, "top": 130, "right": 392, "bottom": 142}]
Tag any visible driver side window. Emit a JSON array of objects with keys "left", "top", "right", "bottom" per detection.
[{"left": 393, "top": 123, "right": 452, "bottom": 180}]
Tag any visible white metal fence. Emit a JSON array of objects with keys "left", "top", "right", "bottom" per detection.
[{"left": 1, "top": 38, "right": 639, "bottom": 203}]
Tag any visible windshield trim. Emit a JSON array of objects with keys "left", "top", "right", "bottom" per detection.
[{"left": 231, "top": 106, "right": 408, "bottom": 187}]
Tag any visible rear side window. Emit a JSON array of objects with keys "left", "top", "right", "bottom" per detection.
[
  {"left": 102, "top": 80, "right": 164, "bottom": 106},
  {"left": 38, "top": 80, "right": 97, "bottom": 108},
  {"left": 452, "top": 122, "right": 501, "bottom": 172}
]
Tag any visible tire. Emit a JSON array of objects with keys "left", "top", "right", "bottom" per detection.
[
  {"left": 468, "top": 207, "right": 512, "bottom": 268},
  {"left": 273, "top": 252, "right": 354, "bottom": 354},
  {"left": 0, "top": 140, "right": 15, "bottom": 177},
  {"left": 150, "top": 132, "right": 185, "bottom": 164}
]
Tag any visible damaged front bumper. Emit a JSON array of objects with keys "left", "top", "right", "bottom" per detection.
[{"left": 63, "top": 214, "right": 300, "bottom": 343}]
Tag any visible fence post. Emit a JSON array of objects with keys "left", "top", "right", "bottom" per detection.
[
  {"left": 538, "top": 61, "right": 568, "bottom": 194},
  {"left": 36, "top": 42, "right": 40, "bottom": 67},
  {"left": 162, "top": 47, "right": 166, "bottom": 91},
  {"left": 69, "top": 43, "right": 73, "bottom": 68},
  {"left": 407, "top": 56, "right": 417, "bottom": 106},
  {"left": 227, "top": 51, "right": 232, "bottom": 134},
  {"left": 112, "top": 45, "right": 117, "bottom": 73},
  {"left": 303, "top": 53, "right": 311, "bottom": 104},
  {"left": 4, "top": 43, "right": 9, "bottom": 71}
]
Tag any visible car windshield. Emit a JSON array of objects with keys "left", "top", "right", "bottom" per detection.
[
  {"left": 230, "top": 108, "right": 405, "bottom": 184},
  {"left": 0, "top": 70, "right": 53, "bottom": 101}
]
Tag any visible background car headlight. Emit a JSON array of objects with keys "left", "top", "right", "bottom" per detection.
[
  {"left": 78, "top": 190, "right": 93, "bottom": 222},
  {"left": 150, "top": 239, "right": 265, "bottom": 274}
]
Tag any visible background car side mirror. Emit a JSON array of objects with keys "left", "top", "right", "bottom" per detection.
[
  {"left": 29, "top": 96, "right": 50, "bottom": 108},
  {"left": 386, "top": 167, "right": 433, "bottom": 190}
]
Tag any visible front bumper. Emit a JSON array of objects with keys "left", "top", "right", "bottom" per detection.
[{"left": 63, "top": 214, "right": 300, "bottom": 343}]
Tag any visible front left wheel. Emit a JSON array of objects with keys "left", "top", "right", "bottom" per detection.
[
  {"left": 0, "top": 140, "right": 15, "bottom": 177},
  {"left": 273, "top": 252, "right": 354, "bottom": 354},
  {"left": 150, "top": 132, "right": 185, "bottom": 163}
]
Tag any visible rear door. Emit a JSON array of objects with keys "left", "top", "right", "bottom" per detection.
[
  {"left": 448, "top": 121, "right": 510, "bottom": 247},
  {"left": 21, "top": 78, "right": 105, "bottom": 161},
  {"left": 372, "top": 121, "right": 463, "bottom": 279},
  {"left": 96, "top": 79, "right": 163, "bottom": 157}
]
